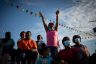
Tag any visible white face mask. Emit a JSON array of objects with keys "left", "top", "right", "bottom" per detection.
[
  {"left": 74, "top": 38, "right": 81, "bottom": 43},
  {"left": 63, "top": 41, "right": 70, "bottom": 47}
]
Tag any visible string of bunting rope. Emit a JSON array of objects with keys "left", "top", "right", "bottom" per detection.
[
  {"left": 9, "top": 3, "right": 39, "bottom": 16},
  {"left": 59, "top": 23, "right": 96, "bottom": 39}
]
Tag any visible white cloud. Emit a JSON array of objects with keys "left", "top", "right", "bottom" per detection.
[
  {"left": 51, "top": 0, "right": 96, "bottom": 44},
  {"left": 58, "top": 0, "right": 96, "bottom": 38}
]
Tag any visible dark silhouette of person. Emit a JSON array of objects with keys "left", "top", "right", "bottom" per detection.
[
  {"left": 2, "top": 32, "right": 15, "bottom": 64},
  {"left": 90, "top": 50, "right": 96, "bottom": 64}
]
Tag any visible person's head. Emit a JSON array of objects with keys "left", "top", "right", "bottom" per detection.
[
  {"left": 20, "top": 31, "right": 26, "bottom": 39},
  {"left": 40, "top": 43, "right": 46, "bottom": 49},
  {"left": 48, "top": 22, "right": 54, "bottom": 30},
  {"left": 5, "top": 32, "right": 11, "bottom": 39},
  {"left": 37, "top": 35, "right": 43, "bottom": 41},
  {"left": 72, "top": 35, "right": 81, "bottom": 44},
  {"left": 26, "top": 31, "right": 31, "bottom": 39},
  {"left": 62, "top": 36, "right": 70, "bottom": 48},
  {"left": 41, "top": 47, "right": 50, "bottom": 57}
]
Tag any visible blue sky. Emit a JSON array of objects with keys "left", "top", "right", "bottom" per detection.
[
  {"left": 0, "top": 0, "right": 74, "bottom": 45},
  {"left": 0, "top": 0, "right": 96, "bottom": 55}
]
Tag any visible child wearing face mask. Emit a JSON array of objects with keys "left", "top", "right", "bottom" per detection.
[
  {"left": 58, "top": 36, "right": 82, "bottom": 64},
  {"left": 72, "top": 35, "right": 90, "bottom": 64}
]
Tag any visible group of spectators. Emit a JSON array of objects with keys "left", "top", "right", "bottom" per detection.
[{"left": 0, "top": 10, "right": 96, "bottom": 64}]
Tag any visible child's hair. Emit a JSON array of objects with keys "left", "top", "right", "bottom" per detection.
[
  {"left": 62, "top": 36, "right": 70, "bottom": 44},
  {"left": 48, "top": 22, "right": 54, "bottom": 26},
  {"left": 37, "top": 35, "right": 43, "bottom": 40},
  {"left": 20, "top": 31, "right": 25, "bottom": 36},
  {"left": 41, "top": 43, "right": 46, "bottom": 49},
  {"left": 39, "top": 46, "right": 48, "bottom": 55},
  {"left": 38, "top": 43, "right": 47, "bottom": 54}
]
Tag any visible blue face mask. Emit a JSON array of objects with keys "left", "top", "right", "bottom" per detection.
[
  {"left": 48, "top": 27, "right": 52, "bottom": 30},
  {"left": 48, "top": 26, "right": 54, "bottom": 30},
  {"left": 74, "top": 38, "right": 81, "bottom": 43},
  {"left": 63, "top": 41, "right": 70, "bottom": 47}
]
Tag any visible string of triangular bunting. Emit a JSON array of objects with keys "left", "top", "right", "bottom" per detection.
[{"left": 59, "top": 23, "right": 96, "bottom": 39}]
